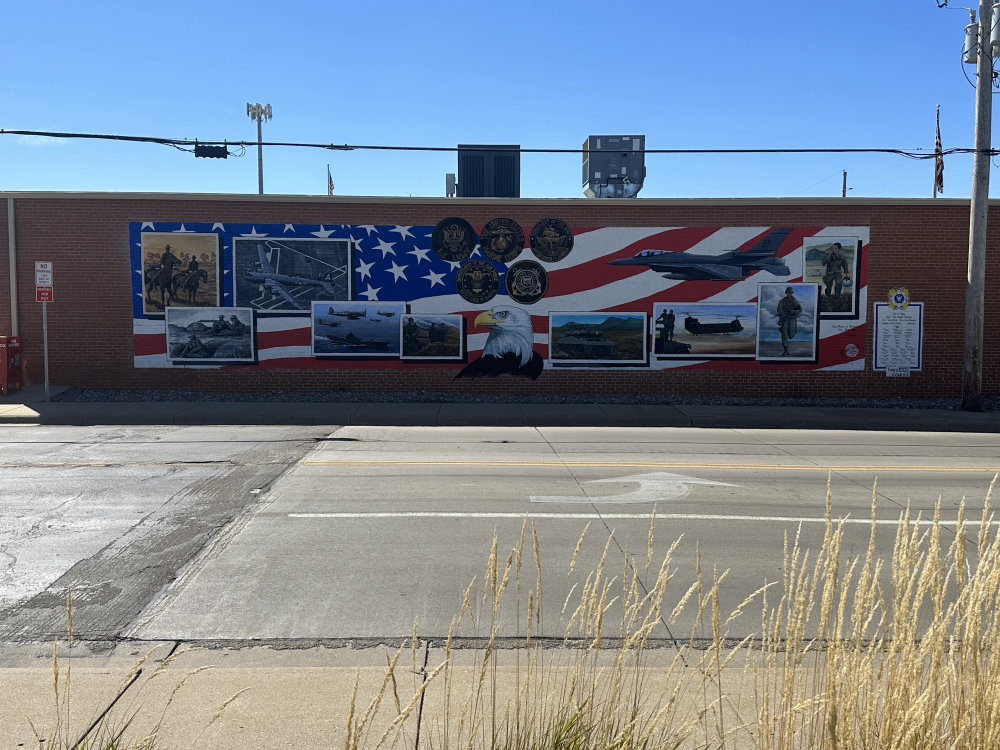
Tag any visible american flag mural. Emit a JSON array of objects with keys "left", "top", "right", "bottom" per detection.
[{"left": 130, "top": 221, "right": 868, "bottom": 372}]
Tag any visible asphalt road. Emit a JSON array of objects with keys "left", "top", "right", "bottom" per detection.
[{"left": 2, "top": 424, "right": 998, "bottom": 646}]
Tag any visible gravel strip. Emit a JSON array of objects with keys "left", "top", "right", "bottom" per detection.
[{"left": 48, "top": 388, "right": 1000, "bottom": 411}]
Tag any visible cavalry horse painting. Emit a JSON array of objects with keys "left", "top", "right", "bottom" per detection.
[
  {"left": 171, "top": 268, "right": 209, "bottom": 304},
  {"left": 144, "top": 249, "right": 181, "bottom": 310}
]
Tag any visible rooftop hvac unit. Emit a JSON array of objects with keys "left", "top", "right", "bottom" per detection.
[
  {"left": 457, "top": 144, "right": 520, "bottom": 198},
  {"left": 582, "top": 135, "right": 645, "bottom": 198}
]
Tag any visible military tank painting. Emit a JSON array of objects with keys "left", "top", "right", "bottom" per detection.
[
  {"left": 549, "top": 312, "right": 647, "bottom": 365},
  {"left": 555, "top": 330, "right": 619, "bottom": 359}
]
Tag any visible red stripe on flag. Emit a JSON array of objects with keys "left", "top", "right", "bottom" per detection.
[{"left": 134, "top": 333, "right": 166, "bottom": 356}]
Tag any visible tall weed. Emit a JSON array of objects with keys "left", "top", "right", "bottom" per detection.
[{"left": 348, "top": 475, "right": 1000, "bottom": 750}]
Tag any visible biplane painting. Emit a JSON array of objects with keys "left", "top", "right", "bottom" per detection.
[
  {"left": 653, "top": 302, "right": 757, "bottom": 359},
  {"left": 141, "top": 232, "right": 219, "bottom": 315},
  {"left": 130, "top": 223, "right": 869, "bottom": 374}
]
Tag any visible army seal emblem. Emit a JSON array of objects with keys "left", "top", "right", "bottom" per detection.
[
  {"left": 529, "top": 218, "right": 574, "bottom": 262},
  {"left": 480, "top": 218, "right": 525, "bottom": 263},
  {"left": 504, "top": 260, "right": 548, "bottom": 304},
  {"left": 432, "top": 217, "right": 476, "bottom": 262},
  {"left": 456, "top": 260, "right": 500, "bottom": 304}
]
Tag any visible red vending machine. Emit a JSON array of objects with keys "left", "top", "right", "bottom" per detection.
[{"left": 0, "top": 336, "right": 22, "bottom": 395}]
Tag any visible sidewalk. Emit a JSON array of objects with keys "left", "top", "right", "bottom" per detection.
[
  {"left": 1, "top": 641, "right": 761, "bottom": 749},
  {"left": 1, "top": 384, "right": 998, "bottom": 431}
]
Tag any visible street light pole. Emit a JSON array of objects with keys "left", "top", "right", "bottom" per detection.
[
  {"left": 962, "top": 1, "right": 992, "bottom": 411},
  {"left": 246, "top": 102, "right": 272, "bottom": 195}
]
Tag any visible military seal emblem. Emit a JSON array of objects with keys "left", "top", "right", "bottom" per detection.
[
  {"left": 504, "top": 260, "right": 548, "bottom": 304},
  {"left": 432, "top": 217, "right": 476, "bottom": 262},
  {"left": 887, "top": 287, "right": 910, "bottom": 309},
  {"left": 480, "top": 218, "right": 525, "bottom": 263},
  {"left": 529, "top": 218, "right": 573, "bottom": 262},
  {"left": 456, "top": 260, "right": 500, "bottom": 304}
]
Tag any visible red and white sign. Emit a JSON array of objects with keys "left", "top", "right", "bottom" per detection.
[{"left": 35, "top": 261, "right": 53, "bottom": 302}]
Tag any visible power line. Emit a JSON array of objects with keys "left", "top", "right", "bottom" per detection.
[{"left": 0, "top": 128, "right": 988, "bottom": 160}]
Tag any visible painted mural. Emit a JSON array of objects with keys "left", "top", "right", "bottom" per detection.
[{"left": 130, "top": 222, "right": 869, "bottom": 374}]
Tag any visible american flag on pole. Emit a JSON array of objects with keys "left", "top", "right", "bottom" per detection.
[
  {"left": 327, "top": 164, "right": 334, "bottom": 195},
  {"left": 934, "top": 107, "right": 944, "bottom": 196}
]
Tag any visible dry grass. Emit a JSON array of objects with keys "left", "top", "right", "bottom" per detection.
[
  {"left": 26, "top": 594, "right": 246, "bottom": 750},
  {"left": 347, "top": 474, "right": 1000, "bottom": 750}
]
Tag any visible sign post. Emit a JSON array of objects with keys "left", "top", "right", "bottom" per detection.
[{"left": 35, "top": 261, "right": 52, "bottom": 401}]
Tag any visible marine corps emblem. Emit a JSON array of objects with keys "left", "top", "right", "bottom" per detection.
[
  {"left": 480, "top": 218, "right": 525, "bottom": 263},
  {"left": 504, "top": 260, "right": 548, "bottom": 304},
  {"left": 432, "top": 217, "right": 476, "bottom": 262},
  {"left": 529, "top": 218, "right": 574, "bottom": 262},
  {"left": 456, "top": 260, "right": 500, "bottom": 304}
]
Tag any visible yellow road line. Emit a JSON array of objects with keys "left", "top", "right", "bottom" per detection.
[{"left": 301, "top": 459, "right": 1000, "bottom": 472}]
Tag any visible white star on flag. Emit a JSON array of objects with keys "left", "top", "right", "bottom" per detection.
[
  {"left": 408, "top": 246, "right": 432, "bottom": 264},
  {"left": 390, "top": 225, "right": 415, "bottom": 240},
  {"left": 360, "top": 284, "right": 381, "bottom": 300},
  {"left": 374, "top": 238, "right": 397, "bottom": 258},
  {"left": 423, "top": 269, "right": 446, "bottom": 288},
  {"left": 356, "top": 258, "right": 375, "bottom": 281},
  {"left": 386, "top": 261, "right": 409, "bottom": 282}
]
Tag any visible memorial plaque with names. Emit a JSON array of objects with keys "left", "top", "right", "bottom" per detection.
[{"left": 874, "top": 302, "right": 923, "bottom": 373}]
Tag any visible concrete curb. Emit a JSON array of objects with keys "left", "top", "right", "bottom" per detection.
[{"left": 1, "top": 386, "right": 998, "bottom": 431}]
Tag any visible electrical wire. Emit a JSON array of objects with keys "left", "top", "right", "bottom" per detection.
[{"left": 0, "top": 129, "right": 988, "bottom": 160}]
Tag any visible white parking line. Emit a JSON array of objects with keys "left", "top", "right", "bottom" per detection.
[{"left": 287, "top": 511, "right": 990, "bottom": 526}]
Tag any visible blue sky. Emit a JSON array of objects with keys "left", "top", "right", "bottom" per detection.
[{"left": 0, "top": 1, "right": 991, "bottom": 199}]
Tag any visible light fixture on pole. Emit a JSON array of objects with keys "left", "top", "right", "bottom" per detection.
[{"left": 246, "top": 102, "right": 272, "bottom": 195}]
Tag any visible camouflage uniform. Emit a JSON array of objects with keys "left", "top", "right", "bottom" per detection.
[
  {"left": 776, "top": 288, "right": 802, "bottom": 356},
  {"left": 822, "top": 244, "right": 850, "bottom": 298}
]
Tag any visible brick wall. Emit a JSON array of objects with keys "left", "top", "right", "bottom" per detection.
[{"left": 0, "top": 192, "right": 996, "bottom": 398}]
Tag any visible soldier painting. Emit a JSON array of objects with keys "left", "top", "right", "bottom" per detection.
[
  {"left": 755, "top": 283, "right": 819, "bottom": 362},
  {"left": 165, "top": 306, "right": 255, "bottom": 364},
  {"left": 141, "top": 232, "right": 220, "bottom": 315},
  {"left": 399, "top": 314, "right": 464, "bottom": 360},
  {"left": 803, "top": 236, "right": 860, "bottom": 317}
]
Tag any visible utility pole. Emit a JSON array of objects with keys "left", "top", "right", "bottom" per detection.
[
  {"left": 246, "top": 102, "right": 272, "bottom": 195},
  {"left": 842, "top": 170, "right": 847, "bottom": 198},
  {"left": 962, "top": 1, "right": 992, "bottom": 411}
]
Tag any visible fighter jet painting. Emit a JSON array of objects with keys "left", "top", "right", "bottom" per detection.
[{"left": 608, "top": 228, "right": 793, "bottom": 281}]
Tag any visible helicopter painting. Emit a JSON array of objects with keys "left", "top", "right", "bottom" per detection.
[{"left": 652, "top": 302, "right": 757, "bottom": 359}]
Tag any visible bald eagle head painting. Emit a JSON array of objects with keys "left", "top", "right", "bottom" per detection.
[{"left": 454, "top": 305, "right": 544, "bottom": 380}]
